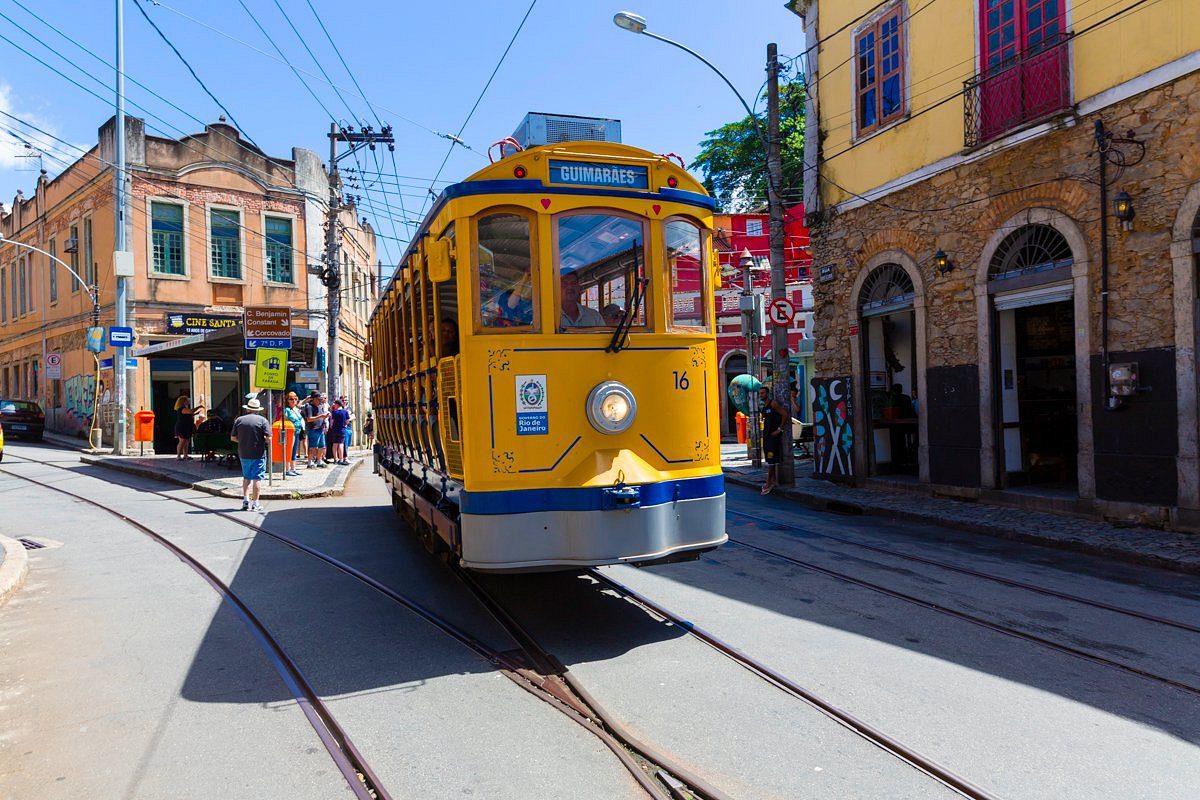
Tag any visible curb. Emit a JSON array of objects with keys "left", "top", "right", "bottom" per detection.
[
  {"left": 0, "top": 533, "right": 30, "bottom": 608},
  {"left": 78, "top": 455, "right": 359, "bottom": 500},
  {"left": 722, "top": 471, "right": 1200, "bottom": 576}
]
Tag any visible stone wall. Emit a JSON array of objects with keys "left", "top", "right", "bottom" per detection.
[{"left": 811, "top": 70, "right": 1200, "bottom": 377}]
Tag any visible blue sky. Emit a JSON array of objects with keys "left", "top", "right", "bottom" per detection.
[{"left": 0, "top": 0, "right": 804, "bottom": 263}]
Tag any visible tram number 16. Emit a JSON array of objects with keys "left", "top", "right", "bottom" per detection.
[{"left": 672, "top": 370, "right": 690, "bottom": 391}]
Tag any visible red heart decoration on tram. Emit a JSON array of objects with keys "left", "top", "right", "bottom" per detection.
[
  {"left": 652, "top": 204, "right": 661, "bottom": 215},
  {"left": 540, "top": 198, "right": 551, "bottom": 209}
]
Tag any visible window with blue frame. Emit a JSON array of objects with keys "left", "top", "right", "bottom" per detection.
[
  {"left": 264, "top": 216, "right": 293, "bottom": 283},
  {"left": 151, "top": 202, "right": 185, "bottom": 275},
  {"left": 210, "top": 208, "right": 241, "bottom": 279}
]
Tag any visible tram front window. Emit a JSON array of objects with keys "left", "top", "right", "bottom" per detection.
[
  {"left": 477, "top": 212, "right": 536, "bottom": 330},
  {"left": 555, "top": 213, "right": 646, "bottom": 330}
]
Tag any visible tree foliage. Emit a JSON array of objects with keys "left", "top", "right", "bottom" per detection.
[{"left": 690, "top": 80, "right": 805, "bottom": 213}]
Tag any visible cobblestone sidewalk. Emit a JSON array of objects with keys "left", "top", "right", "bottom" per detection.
[
  {"left": 720, "top": 444, "right": 1200, "bottom": 574},
  {"left": 79, "top": 453, "right": 362, "bottom": 499}
]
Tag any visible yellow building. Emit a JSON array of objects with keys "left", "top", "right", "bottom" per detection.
[
  {"left": 0, "top": 116, "right": 376, "bottom": 451},
  {"left": 790, "top": 0, "right": 1200, "bottom": 526}
]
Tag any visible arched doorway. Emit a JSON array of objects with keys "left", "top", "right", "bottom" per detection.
[
  {"left": 988, "top": 223, "right": 1077, "bottom": 489},
  {"left": 858, "top": 264, "right": 919, "bottom": 476},
  {"left": 721, "top": 352, "right": 747, "bottom": 437}
]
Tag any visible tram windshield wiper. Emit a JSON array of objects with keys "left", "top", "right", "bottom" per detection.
[{"left": 607, "top": 242, "right": 647, "bottom": 353}]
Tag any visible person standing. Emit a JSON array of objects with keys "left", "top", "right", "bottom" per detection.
[
  {"left": 231, "top": 398, "right": 270, "bottom": 511},
  {"left": 759, "top": 385, "right": 786, "bottom": 495},
  {"left": 173, "top": 393, "right": 205, "bottom": 459},
  {"left": 281, "top": 392, "right": 304, "bottom": 477},
  {"left": 302, "top": 392, "right": 329, "bottom": 468},
  {"left": 341, "top": 396, "right": 355, "bottom": 451},
  {"left": 328, "top": 399, "right": 350, "bottom": 465},
  {"left": 362, "top": 412, "right": 375, "bottom": 448}
]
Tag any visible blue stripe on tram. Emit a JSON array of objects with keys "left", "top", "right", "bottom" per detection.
[{"left": 460, "top": 474, "right": 724, "bottom": 516}]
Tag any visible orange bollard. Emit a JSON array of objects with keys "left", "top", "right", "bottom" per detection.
[{"left": 735, "top": 411, "right": 748, "bottom": 444}]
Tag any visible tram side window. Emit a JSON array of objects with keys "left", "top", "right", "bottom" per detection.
[
  {"left": 437, "top": 222, "right": 459, "bottom": 358},
  {"left": 665, "top": 218, "right": 707, "bottom": 331},
  {"left": 477, "top": 213, "right": 535, "bottom": 330},
  {"left": 555, "top": 213, "right": 646, "bottom": 331}
]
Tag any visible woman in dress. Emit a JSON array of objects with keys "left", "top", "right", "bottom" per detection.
[{"left": 173, "top": 393, "right": 205, "bottom": 459}]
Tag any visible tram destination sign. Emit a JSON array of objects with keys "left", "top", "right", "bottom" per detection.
[{"left": 548, "top": 159, "right": 649, "bottom": 190}]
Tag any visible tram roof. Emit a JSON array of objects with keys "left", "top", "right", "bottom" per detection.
[
  {"left": 371, "top": 141, "right": 715, "bottom": 323},
  {"left": 132, "top": 325, "right": 318, "bottom": 365}
]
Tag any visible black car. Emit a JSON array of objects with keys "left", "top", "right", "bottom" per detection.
[{"left": 0, "top": 399, "right": 45, "bottom": 441}]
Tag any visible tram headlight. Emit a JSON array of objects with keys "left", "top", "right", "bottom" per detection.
[{"left": 587, "top": 381, "right": 637, "bottom": 434}]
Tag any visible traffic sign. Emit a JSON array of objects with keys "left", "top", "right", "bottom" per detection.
[
  {"left": 45, "top": 353, "right": 62, "bottom": 380},
  {"left": 768, "top": 298, "right": 795, "bottom": 327},
  {"left": 109, "top": 326, "right": 135, "bottom": 347},
  {"left": 100, "top": 357, "right": 138, "bottom": 370},
  {"left": 254, "top": 347, "right": 288, "bottom": 390},
  {"left": 244, "top": 306, "right": 291, "bottom": 350}
]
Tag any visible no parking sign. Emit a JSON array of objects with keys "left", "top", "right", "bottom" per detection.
[{"left": 768, "top": 298, "right": 795, "bottom": 327}]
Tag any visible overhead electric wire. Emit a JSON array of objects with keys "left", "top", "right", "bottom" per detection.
[
  {"left": 130, "top": 0, "right": 259, "bottom": 149},
  {"left": 421, "top": 0, "right": 537, "bottom": 216}
]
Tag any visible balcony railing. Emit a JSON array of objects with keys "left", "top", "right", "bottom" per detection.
[{"left": 964, "top": 32, "right": 1072, "bottom": 148}]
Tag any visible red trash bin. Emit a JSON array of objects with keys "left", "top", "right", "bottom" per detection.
[
  {"left": 272, "top": 419, "right": 295, "bottom": 464},
  {"left": 735, "top": 411, "right": 748, "bottom": 444},
  {"left": 134, "top": 410, "right": 155, "bottom": 443}
]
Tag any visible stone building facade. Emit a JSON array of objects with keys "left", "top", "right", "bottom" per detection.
[{"left": 790, "top": 0, "right": 1200, "bottom": 527}]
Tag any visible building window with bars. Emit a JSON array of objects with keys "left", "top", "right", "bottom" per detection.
[
  {"left": 1, "top": 266, "right": 7, "bottom": 323},
  {"left": 745, "top": 218, "right": 764, "bottom": 237},
  {"left": 151, "top": 202, "right": 185, "bottom": 275},
  {"left": 49, "top": 238, "right": 58, "bottom": 304},
  {"left": 855, "top": 4, "right": 906, "bottom": 137},
  {"left": 69, "top": 223, "right": 80, "bottom": 292},
  {"left": 210, "top": 208, "right": 241, "bottom": 280},
  {"left": 18, "top": 256, "right": 27, "bottom": 317},
  {"left": 264, "top": 216, "right": 293, "bottom": 283},
  {"left": 83, "top": 216, "right": 94, "bottom": 287}
]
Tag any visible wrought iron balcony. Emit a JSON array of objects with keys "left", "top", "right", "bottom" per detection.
[{"left": 964, "top": 32, "right": 1072, "bottom": 148}]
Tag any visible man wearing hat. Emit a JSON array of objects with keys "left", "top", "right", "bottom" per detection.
[{"left": 231, "top": 396, "right": 271, "bottom": 511}]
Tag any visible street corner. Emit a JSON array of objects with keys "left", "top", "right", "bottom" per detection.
[{"left": 0, "top": 532, "right": 30, "bottom": 608}]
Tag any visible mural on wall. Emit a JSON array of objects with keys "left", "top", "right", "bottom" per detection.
[
  {"left": 63, "top": 373, "right": 96, "bottom": 433},
  {"left": 812, "top": 376, "right": 854, "bottom": 480}
]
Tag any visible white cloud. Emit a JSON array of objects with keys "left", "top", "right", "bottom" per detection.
[{"left": 0, "top": 83, "right": 86, "bottom": 204}]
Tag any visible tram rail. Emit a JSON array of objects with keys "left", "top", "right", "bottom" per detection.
[{"left": 728, "top": 507, "right": 1200, "bottom": 635}]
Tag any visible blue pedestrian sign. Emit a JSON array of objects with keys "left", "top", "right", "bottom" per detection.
[
  {"left": 245, "top": 337, "right": 292, "bottom": 350},
  {"left": 109, "top": 326, "right": 135, "bottom": 347}
]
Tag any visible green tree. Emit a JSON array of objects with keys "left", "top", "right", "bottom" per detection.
[{"left": 690, "top": 80, "right": 805, "bottom": 213}]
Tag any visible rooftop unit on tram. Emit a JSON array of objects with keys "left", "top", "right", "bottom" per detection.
[{"left": 511, "top": 112, "right": 622, "bottom": 148}]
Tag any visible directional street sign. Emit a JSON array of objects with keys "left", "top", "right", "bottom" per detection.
[
  {"left": 108, "top": 326, "right": 135, "bottom": 347},
  {"left": 768, "top": 297, "right": 796, "bottom": 327},
  {"left": 254, "top": 347, "right": 288, "bottom": 390},
  {"left": 244, "top": 306, "right": 292, "bottom": 350}
]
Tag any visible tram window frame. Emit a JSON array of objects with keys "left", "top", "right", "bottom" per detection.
[
  {"left": 664, "top": 216, "right": 710, "bottom": 333},
  {"left": 473, "top": 208, "right": 539, "bottom": 334},
  {"left": 435, "top": 222, "right": 459, "bottom": 360},
  {"left": 552, "top": 209, "right": 650, "bottom": 334}
]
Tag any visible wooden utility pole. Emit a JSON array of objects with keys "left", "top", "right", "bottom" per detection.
[{"left": 766, "top": 42, "right": 793, "bottom": 485}]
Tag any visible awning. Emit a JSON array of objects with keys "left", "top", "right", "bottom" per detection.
[
  {"left": 993, "top": 281, "right": 1073, "bottom": 311},
  {"left": 132, "top": 325, "right": 318, "bottom": 365}
]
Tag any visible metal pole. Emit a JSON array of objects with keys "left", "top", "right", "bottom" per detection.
[
  {"left": 325, "top": 123, "right": 342, "bottom": 401},
  {"left": 113, "top": 0, "right": 129, "bottom": 455},
  {"left": 267, "top": 388, "right": 273, "bottom": 487},
  {"left": 741, "top": 249, "right": 762, "bottom": 467},
  {"left": 36, "top": 172, "right": 47, "bottom": 418},
  {"left": 767, "top": 43, "right": 793, "bottom": 485}
]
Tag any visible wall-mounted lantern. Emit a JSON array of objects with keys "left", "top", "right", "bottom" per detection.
[
  {"left": 1113, "top": 191, "right": 1135, "bottom": 231},
  {"left": 933, "top": 249, "right": 952, "bottom": 275}
]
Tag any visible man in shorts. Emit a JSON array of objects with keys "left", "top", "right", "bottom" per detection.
[
  {"left": 231, "top": 397, "right": 271, "bottom": 511},
  {"left": 302, "top": 391, "right": 329, "bottom": 468}
]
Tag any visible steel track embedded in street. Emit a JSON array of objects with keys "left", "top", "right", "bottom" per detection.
[
  {"left": 587, "top": 569, "right": 1003, "bottom": 800},
  {"left": 728, "top": 507, "right": 1200, "bottom": 634},
  {"left": 719, "top": 530, "right": 1200, "bottom": 697},
  {"left": 0, "top": 460, "right": 389, "bottom": 800}
]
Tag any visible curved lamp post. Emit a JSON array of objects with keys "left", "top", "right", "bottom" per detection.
[{"left": 0, "top": 233, "right": 103, "bottom": 446}]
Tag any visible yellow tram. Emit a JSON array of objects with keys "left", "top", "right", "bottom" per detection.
[{"left": 367, "top": 137, "right": 726, "bottom": 571}]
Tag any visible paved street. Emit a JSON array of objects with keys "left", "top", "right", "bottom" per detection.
[{"left": 2, "top": 440, "right": 1198, "bottom": 799}]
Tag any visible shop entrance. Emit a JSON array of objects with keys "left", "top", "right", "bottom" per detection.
[
  {"left": 210, "top": 362, "right": 241, "bottom": 430},
  {"left": 988, "top": 223, "right": 1077, "bottom": 490},
  {"left": 150, "top": 362, "right": 192, "bottom": 454},
  {"left": 858, "top": 264, "right": 919, "bottom": 477},
  {"left": 996, "top": 295, "right": 1077, "bottom": 488}
]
